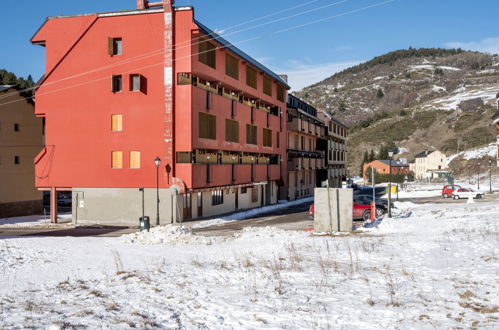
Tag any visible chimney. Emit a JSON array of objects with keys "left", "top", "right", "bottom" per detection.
[
  {"left": 279, "top": 74, "right": 288, "bottom": 83},
  {"left": 137, "top": 0, "right": 148, "bottom": 9}
]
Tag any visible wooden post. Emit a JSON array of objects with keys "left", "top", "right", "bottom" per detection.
[{"left": 50, "top": 187, "right": 58, "bottom": 223}]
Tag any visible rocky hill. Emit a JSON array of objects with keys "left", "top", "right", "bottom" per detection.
[{"left": 294, "top": 48, "right": 499, "bottom": 175}]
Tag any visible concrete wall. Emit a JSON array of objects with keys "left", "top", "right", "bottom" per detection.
[
  {"left": 314, "top": 188, "right": 353, "bottom": 233},
  {"left": 72, "top": 187, "right": 178, "bottom": 226}
]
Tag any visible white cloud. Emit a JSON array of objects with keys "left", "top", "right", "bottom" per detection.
[
  {"left": 275, "top": 60, "right": 360, "bottom": 91},
  {"left": 445, "top": 37, "right": 499, "bottom": 55}
]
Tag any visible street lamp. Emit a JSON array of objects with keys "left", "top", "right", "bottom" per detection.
[
  {"left": 468, "top": 165, "right": 471, "bottom": 184},
  {"left": 154, "top": 156, "right": 161, "bottom": 226},
  {"left": 477, "top": 161, "right": 481, "bottom": 191},
  {"left": 488, "top": 159, "right": 493, "bottom": 193},
  {"left": 388, "top": 149, "right": 394, "bottom": 218}
]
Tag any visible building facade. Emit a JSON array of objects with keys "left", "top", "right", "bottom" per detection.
[
  {"left": 317, "top": 110, "right": 348, "bottom": 188},
  {"left": 363, "top": 159, "right": 410, "bottom": 180},
  {"left": 0, "top": 86, "right": 43, "bottom": 218},
  {"left": 31, "top": 1, "right": 288, "bottom": 224},
  {"left": 493, "top": 93, "right": 499, "bottom": 166},
  {"left": 413, "top": 150, "right": 447, "bottom": 180},
  {"left": 286, "top": 95, "right": 326, "bottom": 200}
]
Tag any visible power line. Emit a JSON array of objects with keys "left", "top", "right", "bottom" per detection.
[
  {"left": 0, "top": 0, "right": 397, "bottom": 108},
  {"left": 0, "top": 0, "right": 332, "bottom": 100}
]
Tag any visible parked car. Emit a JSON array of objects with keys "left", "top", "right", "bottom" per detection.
[
  {"left": 348, "top": 183, "right": 386, "bottom": 197},
  {"left": 451, "top": 188, "right": 484, "bottom": 200},
  {"left": 309, "top": 199, "right": 385, "bottom": 222},
  {"left": 354, "top": 194, "right": 388, "bottom": 207},
  {"left": 442, "top": 185, "right": 462, "bottom": 198}
]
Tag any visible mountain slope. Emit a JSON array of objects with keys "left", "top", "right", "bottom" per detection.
[{"left": 294, "top": 48, "right": 499, "bottom": 174}]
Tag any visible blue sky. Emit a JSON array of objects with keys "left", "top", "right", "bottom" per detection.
[{"left": 1, "top": 0, "right": 498, "bottom": 90}]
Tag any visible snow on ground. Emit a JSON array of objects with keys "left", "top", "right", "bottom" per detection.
[
  {"left": 381, "top": 183, "right": 442, "bottom": 199},
  {"left": 190, "top": 197, "right": 313, "bottom": 229},
  {"left": 432, "top": 84, "right": 446, "bottom": 92},
  {"left": 426, "top": 85, "right": 499, "bottom": 111},
  {"left": 1, "top": 196, "right": 498, "bottom": 328},
  {"left": 446, "top": 143, "right": 496, "bottom": 165},
  {"left": 410, "top": 64, "right": 461, "bottom": 71},
  {"left": 0, "top": 213, "right": 72, "bottom": 228}
]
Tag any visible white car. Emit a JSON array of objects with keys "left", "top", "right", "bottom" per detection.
[{"left": 451, "top": 188, "right": 484, "bottom": 200}]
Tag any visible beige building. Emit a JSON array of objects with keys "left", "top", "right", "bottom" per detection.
[
  {"left": 414, "top": 150, "right": 447, "bottom": 180},
  {"left": 318, "top": 110, "right": 348, "bottom": 187},
  {"left": 0, "top": 85, "right": 43, "bottom": 218}
]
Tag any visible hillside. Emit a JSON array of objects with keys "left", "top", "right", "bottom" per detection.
[{"left": 294, "top": 48, "right": 499, "bottom": 175}]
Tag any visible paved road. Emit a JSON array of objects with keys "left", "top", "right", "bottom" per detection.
[
  {"left": 0, "top": 226, "right": 137, "bottom": 238},
  {"left": 192, "top": 202, "right": 313, "bottom": 236}
]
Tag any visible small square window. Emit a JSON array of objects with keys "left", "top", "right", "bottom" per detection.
[
  {"left": 112, "top": 75, "right": 122, "bottom": 93},
  {"left": 108, "top": 38, "right": 122, "bottom": 56},
  {"left": 14, "top": 156, "right": 20, "bottom": 164},
  {"left": 130, "top": 74, "right": 141, "bottom": 92},
  {"left": 14, "top": 123, "right": 19, "bottom": 132}
]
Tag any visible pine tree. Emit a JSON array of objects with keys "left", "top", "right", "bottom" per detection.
[
  {"left": 376, "top": 88, "right": 384, "bottom": 99},
  {"left": 369, "top": 150, "right": 375, "bottom": 162}
]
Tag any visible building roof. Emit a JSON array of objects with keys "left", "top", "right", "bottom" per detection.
[
  {"left": 414, "top": 150, "right": 433, "bottom": 158},
  {"left": 195, "top": 20, "right": 290, "bottom": 89},
  {"left": 377, "top": 160, "right": 409, "bottom": 167},
  {"left": 33, "top": 6, "right": 290, "bottom": 90},
  {"left": 0, "top": 85, "right": 15, "bottom": 93},
  {"left": 317, "top": 109, "right": 348, "bottom": 128}
]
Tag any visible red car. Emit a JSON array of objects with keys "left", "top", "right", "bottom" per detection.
[
  {"left": 309, "top": 201, "right": 381, "bottom": 221},
  {"left": 442, "top": 185, "right": 461, "bottom": 198}
]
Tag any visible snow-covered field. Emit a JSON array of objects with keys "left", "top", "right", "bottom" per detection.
[{"left": 1, "top": 198, "right": 498, "bottom": 328}]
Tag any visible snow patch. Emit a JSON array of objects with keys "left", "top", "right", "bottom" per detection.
[
  {"left": 122, "top": 224, "right": 217, "bottom": 245},
  {"left": 446, "top": 143, "right": 496, "bottom": 165}
]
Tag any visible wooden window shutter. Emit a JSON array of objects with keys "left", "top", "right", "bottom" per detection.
[
  {"left": 246, "top": 66, "right": 257, "bottom": 89},
  {"left": 111, "top": 114, "right": 122, "bottom": 131},
  {"left": 263, "top": 76, "right": 272, "bottom": 96},
  {"left": 225, "top": 54, "right": 239, "bottom": 80},
  {"left": 107, "top": 38, "right": 114, "bottom": 55},
  {"left": 130, "top": 151, "right": 141, "bottom": 169},
  {"left": 112, "top": 151, "right": 123, "bottom": 169}
]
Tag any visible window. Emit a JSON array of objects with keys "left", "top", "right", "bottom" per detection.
[
  {"left": 263, "top": 76, "right": 272, "bottom": 96},
  {"left": 263, "top": 128, "right": 272, "bottom": 147},
  {"left": 225, "top": 54, "right": 239, "bottom": 80},
  {"left": 130, "top": 151, "right": 141, "bottom": 169},
  {"left": 246, "top": 66, "right": 257, "bottom": 89},
  {"left": 111, "top": 114, "right": 122, "bottom": 132},
  {"left": 246, "top": 124, "right": 257, "bottom": 145},
  {"left": 130, "top": 74, "right": 141, "bottom": 92},
  {"left": 276, "top": 132, "right": 280, "bottom": 148},
  {"left": 241, "top": 187, "right": 247, "bottom": 194},
  {"left": 199, "top": 112, "right": 216, "bottom": 139},
  {"left": 112, "top": 75, "right": 122, "bottom": 93},
  {"left": 112, "top": 151, "right": 123, "bottom": 169},
  {"left": 14, "top": 123, "right": 19, "bottom": 132},
  {"left": 14, "top": 156, "right": 20, "bottom": 164},
  {"left": 251, "top": 187, "right": 258, "bottom": 203},
  {"left": 276, "top": 84, "right": 285, "bottom": 102},
  {"left": 212, "top": 190, "right": 223, "bottom": 206},
  {"left": 108, "top": 38, "right": 122, "bottom": 56},
  {"left": 199, "top": 40, "right": 216, "bottom": 69},
  {"left": 225, "top": 119, "right": 239, "bottom": 143}
]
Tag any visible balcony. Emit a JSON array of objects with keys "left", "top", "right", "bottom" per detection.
[{"left": 176, "top": 163, "right": 280, "bottom": 189}]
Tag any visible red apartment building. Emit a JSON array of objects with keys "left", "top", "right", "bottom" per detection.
[{"left": 31, "top": 0, "right": 288, "bottom": 224}]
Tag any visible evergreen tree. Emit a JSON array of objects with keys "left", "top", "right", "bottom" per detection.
[
  {"left": 363, "top": 151, "right": 369, "bottom": 164},
  {"left": 369, "top": 150, "right": 375, "bottom": 162},
  {"left": 376, "top": 88, "right": 384, "bottom": 99}
]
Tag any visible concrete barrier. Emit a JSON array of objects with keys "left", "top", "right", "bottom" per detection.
[{"left": 314, "top": 188, "right": 353, "bottom": 233}]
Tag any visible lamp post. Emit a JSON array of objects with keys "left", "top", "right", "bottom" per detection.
[
  {"left": 154, "top": 157, "right": 161, "bottom": 226},
  {"left": 477, "top": 161, "right": 481, "bottom": 191},
  {"left": 468, "top": 165, "right": 471, "bottom": 184},
  {"left": 388, "top": 149, "right": 394, "bottom": 218},
  {"left": 488, "top": 159, "right": 492, "bottom": 193}
]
